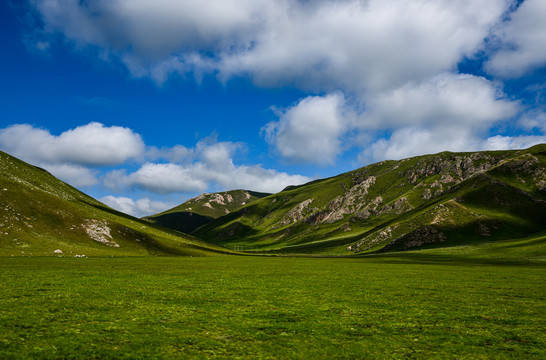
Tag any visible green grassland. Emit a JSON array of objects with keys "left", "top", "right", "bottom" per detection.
[
  {"left": 1, "top": 242, "right": 545, "bottom": 359},
  {"left": 1, "top": 146, "right": 545, "bottom": 359}
]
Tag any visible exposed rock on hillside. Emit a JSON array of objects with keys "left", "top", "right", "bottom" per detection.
[
  {"left": 83, "top": 219, "right": 119, "bottom": 247},
  {"left": 320, "top": 176, "right": 376, "bottom": 223},
  {"left": 279, "top": 199, "right": 315, "bottom": 226},
  {"left": 0, "top": 149, "right": 225, "bottom": 257},
  {"left": 192, "top": 144, "right": 546, "bottom": 255},
  {"left": 381, "top": 226, "right": 447, "bottom": 252}
]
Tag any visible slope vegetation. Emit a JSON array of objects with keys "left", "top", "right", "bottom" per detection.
[
  {"left": 193, "top": 145, "right": 546, "bottom": 255},
  {"left": 144, "top": 190, "right": 270, "bottom": 233},
  {"left": 0, "top": 151, "right": 229, "bottom": 257}
]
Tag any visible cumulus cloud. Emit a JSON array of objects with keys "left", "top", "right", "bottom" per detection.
[
  {"left": 100, "top": 195, "right": 176, "bottom": 217},
  {"left": 362, "top": 127, "right": 480, "bottom": 162},
  {"left": 42, "top": 164, "right": 99, "bottom": 188},
  {"left": 362, "top": 128, "right": 546, "bottom": 163},
  {"left": 30, "top": 0, "right": 509, "bottom": 91},
  {"left": 264, "top": 73, "right": 522, "bottom": 164},
  {"left": 487, "top": 0, "right": 546, "bottom": 77},
  {"left": 105, "top": 163, "right": 209, "bottom": 194},
  {"left": 0, "top": 122, "right": 145, "bottom": 186},
  {"left": 0, "top": 122, "right": 145, "bottom": 166},
  {"left": 146, "top": 145, "right": 194, "bottom": 163},
  {"left": 104, "top": 140, "right": 311, "bottom": 194},
  {"left": 484, "top": 135, "right": 546, "bottom": 150},
  {"left": 21, "top": 1, "right": 544, "bottom": 173},
  {"left": 363, "top": 73, "right": 519, "bottom": 130},
  {"left": 0, "top": 119, "right": 310, "bottom": 195},
  {"left": 518, "top": 109, "right": 546, "bottom": 133},
  {"left": 359, "top": 73, "right": 520, "bottom": 162},
  {"left": 264, "top": 93, "right": 348, "bottom": 165}
]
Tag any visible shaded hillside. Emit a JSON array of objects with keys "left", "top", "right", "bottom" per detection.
[
  {"left": 192, "top": 145, "right": 546, "bottom": 255},
  {"left": 144, "top": 190, "right": 270, "bottom": 233},
  {"left": 0, "top": 151, "right": 230, "bottom": 257}
]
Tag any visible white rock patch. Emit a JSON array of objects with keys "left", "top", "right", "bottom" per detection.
[{"left": 83, "top": 219, "right": 119, "bottom": 247}]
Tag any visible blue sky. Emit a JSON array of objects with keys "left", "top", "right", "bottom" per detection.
[{"left": 1, "top": 0, "right": 545, "bottom": 217}]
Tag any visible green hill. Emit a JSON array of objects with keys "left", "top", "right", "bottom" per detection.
[
  {"left": 192, "top": 145, "right": 546, "bottom": 255},
  {"left": 0, "top": 150, "right": 230, "bottom": 257},
  {"left": 2, "top": 145, "right": 544, "bottom": 258},
  {"left": 144, "top": 190, "right": 270, "bottom": 233}
]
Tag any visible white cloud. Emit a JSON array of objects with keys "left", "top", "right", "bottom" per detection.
[
  {"left": 0, "top": 122, "right": 146, "bottom": 187},
  {"left": 0, "top": 119, "right": 310, "bottom": 195},
  {"left": 100, "top": 195, "right": 175, "bottom": 217},
  {"left": 197, "top": 141, "right": 242, "bottom": 169},
  {"left": 31, "top": 0, "right": 509, "bottom": 91},
  {"left": 362, "top": 127, "right": 482, "bottom": 162},
  {"left": 363, "top": 73, "right": 519, "bottom": 130},
  {"left": 264, "top": 93, "right": 348, "bottom": 165},
  {"left": 487, "top": 0, "right": 546, "bottom": 77},
  {"left": 125, "top": 163, "right": 209, "bottom": 194},
  {"left": 104, "top": 140, "right": 311, "bottom": 194},
  {"left": 265, "top": 74, "right": 522, "bottom": 165},
  {"left": 359, "top": 73, "right": 521, "bottom": 162},
  {"left": 224, "top": 0, "right": 509, "bottom": 92},
  {"left": 483, "top": 135, "right": 546, "bottom": 150},
  {"left": 363, "top": 129, "right": 546, "bottom": 164},
  {"left": 42, "top": 164, "right": 99, "bottom": 188},
  {"left": 20, "top": 1, "right": 544, "bottom": 180},
  {"left": 146, "top": 145, "right": 194, "bottom": 163},
  {"left": 0, "top": 122, "right": 145, "bottom": 166},
  {"left": 215, "top": 164, "right": 310, "bottom": 193},
  {"left": 518, "top": 109, "right": 546, "bottom": 133}
]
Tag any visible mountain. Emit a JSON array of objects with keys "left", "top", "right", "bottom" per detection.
[
  {"left": 144, "top": 190, "right": 270, "bottom": 233},
  {"left": 0, "top": 150, "right": 229, "bottom": 257},
  {"left": 2, "top": 145, "right": 544, "bottom": 258},
  {"left": 192, "top": 145, "right": 546, "bottom": 255}
]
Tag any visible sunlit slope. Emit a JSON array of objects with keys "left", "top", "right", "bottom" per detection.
[
  {"left": 144, "top": 190, "right": 270, "bottom": 233},
  {"left": 193, "top": 145, "right": 546, "bottom": 255},
  {"left": 0, "top": 150, "right": 229, "bottom": 256}
]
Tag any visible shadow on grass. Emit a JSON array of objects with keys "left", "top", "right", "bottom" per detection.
[
  {"left": 146, "top": 212, "right": 214, "bottom": 234},
  {"left": 362, "top": 252, "right": 545, "bottom": 267}
]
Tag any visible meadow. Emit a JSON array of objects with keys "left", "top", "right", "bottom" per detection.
[{"left": 1, "top": 251, "right": 545, "bottom": 359}]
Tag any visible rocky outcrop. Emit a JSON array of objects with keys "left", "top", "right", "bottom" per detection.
[
  {"left": 399, "top": 152, "right": 506, "bottom": 185},
  {"left": 320, "top": 176, "right": 377, "bottom": 223},
  {"left": 378, "top": 197, "right": 413, "bottom": 216},
  {"left": 83, "top": 219, "right": 119, "bottom": 247},
  {"left": 278, "top": 199, "right": 315, "bottom": 227},
  {"left": 423, "top": 188, "right": 431, "bottom": 200},
  {"left": 349, "top": 226, "right": 396, "bottom": 252},
  {"left": 430, "top": 203, "right": 455, "bottom": 225},
  {"left": 353, "top": 196, "right": 383, "bottom": 220},
  {"left": 380, "top": 226, "right": 447, "bottom": 251}
]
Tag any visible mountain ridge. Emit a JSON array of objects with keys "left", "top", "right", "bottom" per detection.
[
  {"left": 190, "top": 145, "right": 546, "bottom": 255},
  {"left": 144, "top": 189, "right": 270, "bottom": 233},
  {"left": 0, "top": 150, "right": 230, "bottom": 257},
  {"left": 1, "top": 145, "right": 544, "bottom": 257}
]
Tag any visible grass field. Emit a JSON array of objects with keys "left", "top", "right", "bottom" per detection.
[{"left": 1, "top": 252, "right": 545, "bottom": 359}]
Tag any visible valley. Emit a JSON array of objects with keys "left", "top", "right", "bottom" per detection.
[{"left": 1, "top": 145, "right": 544, "bottom": 359}]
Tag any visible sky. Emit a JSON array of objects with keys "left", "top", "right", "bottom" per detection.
[{"left": 1, "top": 0, "right": 545, "bottom": 217}]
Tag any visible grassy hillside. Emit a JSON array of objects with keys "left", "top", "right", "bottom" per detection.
[
  {"left": 0, "top": 150, "right": 230, "bottom": 257},
  {"left": 144, "top": 190, "right": 270, "bottom": 233},
  {"left": 193, "top": 145, "right": 546, "bottom": 255}
]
